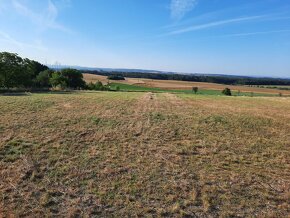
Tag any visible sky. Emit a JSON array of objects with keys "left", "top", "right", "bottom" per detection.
[{"left": 0, "top": 0, "right": 290, "bottom": 77}]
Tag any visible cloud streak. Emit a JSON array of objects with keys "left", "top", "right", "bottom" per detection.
[
  {"left": 168, "top": 15, "right": 266, "bottom": 35},
  {"left": 170, "top": 0, "right": 197, "bottom": 20},
  {"left": 0, "top": 31, "right": 46, "bottom": 50},
  {"left": 220, "top": 29, "right": 290, "bottom": 37},
  {"left": 12, "top": 0, "right": 70, "bottom": 33}
]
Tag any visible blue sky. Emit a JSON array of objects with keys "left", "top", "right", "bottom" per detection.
[{"left": 0, "top": 0, "right": 290, "bottom": 77}]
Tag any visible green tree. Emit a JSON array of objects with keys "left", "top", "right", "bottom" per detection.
[
  {"left": 0, "top": 52, "right": 30, "bottom": 88},
  {"left": 35, "top": 69, "right": 54, "bottom": 87},
  {"left": 222, "top": 88, "right": 232, "bottom": 96},
  {"left": 60, "top": 69, "right": 85, "bottom": 89},
  {"left": 25, "top": 59, "right": 48, "bottom": 79},
  {"left": 50, "top": 72, "right": 67, "bottom": 89},
  {"left": 95, "top": 81, "right": 104, "bottom": 90},
  {"left": 87, "top": 82, "right": 95, "bottom": 90},
  {"left": 192, "top": 87, "right": 198, "bottom": 94}
]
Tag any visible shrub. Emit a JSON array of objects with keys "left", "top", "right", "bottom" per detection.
[
  {"left": 50, "top": 72, "right": 67, "bottom": 89},
  {"left": 222, "top": 88, "right": 232, "bottom": 96},
  {"left": 107, "top": 75, "right": 125, "bottom": 80},
  {"left": 60, "top": 69, "right": 86, "bottom": 89},
  {"left": 35, "top": 69, "right": 54, "bottom": 87},
  {"left": 192, "top": 87, "right": 198, "bottom": 94}
]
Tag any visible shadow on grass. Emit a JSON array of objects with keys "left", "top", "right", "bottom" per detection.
[
  {"left": 0, "top": 90, "right": 76, "bottom": 96},
  {"left": 0, "top": 92, "right": 31, "bottom": 96}
]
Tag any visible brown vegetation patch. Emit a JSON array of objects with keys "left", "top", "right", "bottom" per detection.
[{"left": 0, "top": 92, "right": 289, "bottom": 216}]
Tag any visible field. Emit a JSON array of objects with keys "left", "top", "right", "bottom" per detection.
[
  {"left": 0, "top": 91, "right": 290, "bottom": 217},
  {"left": 83, "top": 73, "right": 290, "bottom": 96}
]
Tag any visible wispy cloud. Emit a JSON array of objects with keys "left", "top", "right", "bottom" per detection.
[
  {"left": 12, "top": 0, "right": 71, "bottom": 33},
  {"left": 0, "top": 31, "right": 46, "bottom": 50},
  {"left": 170, "top": 0, "right": 198, "bottom": 20},
  {"left": 220, "top": 29, "right": 290, "bottom": 38},
  {"left": 168, "top": 15, "right": 266, "bottom": 35}
]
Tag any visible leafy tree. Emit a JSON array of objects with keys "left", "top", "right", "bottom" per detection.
[
  {"left": 0, "top": 52, "right": 49, "bottom": 88},
  {"left": 192, "top": 87, "right": 198, "bottom": 94},
  {"left": 25, "top": 59, "right": 48, "bottom": 78},
  {"left": 222, "top": 88, "right": 232, "bottom": 96},
  {"left": 50, "top": 72, "right": 67, "bottom": 89},
  {"left": 107, "top": 75, "right": 125, "bottom": 80},
  {"left": 87, "top": 82, "right": 96, "bottom": 90},
  {"left": 95, "top": 81, "right": 104, "bottom": 90},
  {"left": 35, "top": 69, "right": 54, "bottom": 87},
  {"left": 0, "top": 52, "right": 30, "bottom": 88},
  {"left": 60, "top": 69, "right": 85, "bottom": 89}
]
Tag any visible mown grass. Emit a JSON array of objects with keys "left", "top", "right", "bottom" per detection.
[
  {"left": 0, "top": 91, "right": 289, "bottom": 217},
  {"left": 110, "top": 82, "right": 277, "bottom": 97}
]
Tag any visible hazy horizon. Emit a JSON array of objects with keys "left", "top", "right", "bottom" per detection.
[{"left": 1, "top": 0, "right": 290, "bottom": 77}]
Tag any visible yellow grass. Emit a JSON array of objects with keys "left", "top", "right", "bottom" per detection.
[
  {"left": 83, "top": 73, "right": 290, "bottom": 95},
  {"left": 0, "top": 91, "right": 290, "bottom": 216}
]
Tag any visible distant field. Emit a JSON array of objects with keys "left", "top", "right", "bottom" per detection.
[
  {"left": 1, "top": 91, "right": 290, "bottom": 216},
  {"left": 83, "top": 73, "right": 290, "bottom": 96}
]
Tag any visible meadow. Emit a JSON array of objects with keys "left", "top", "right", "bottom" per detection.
[
  {"left": 0, "top": 91, "right": 289, "bottom": 217},
  {"left": 83, "top": 73, "right": 290, "bottom": 97}
]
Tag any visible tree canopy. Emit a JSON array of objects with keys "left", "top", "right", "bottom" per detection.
[
  {"left": 0, "top": 52, "right": 48, "bottom": 88},
  {"left": 0, "top": 52, "right": 85, "bottom": 90}
]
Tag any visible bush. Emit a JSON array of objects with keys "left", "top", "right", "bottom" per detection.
[
  {"left": 50, "top": 72, "right": 67, "bottom": 89},
  {"left": 222, "top": 88, "right": 232, "bottom": 96},
  {"left": 35, "top": 69, "right": 54, "bottom": 87},
  {"left": 87, "top": 81, "right": 110, "bottom": 91},
  {"left": 60, "top": 69, "right": 86, "bottom": 89},
  {"left": 192, "top": 87, "right": 198, "bottom": 94},
  {"left": 107, "top": 75, "right": 125, "bottom": 80}
]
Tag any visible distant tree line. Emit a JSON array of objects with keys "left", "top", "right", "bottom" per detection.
[
  {"left": 0, "top": 52, "right": 86, "bottom": 90},
  {"left": 83, "top": 70, "right": 290, "bottom": 86}
]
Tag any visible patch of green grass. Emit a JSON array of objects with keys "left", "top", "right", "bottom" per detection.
[
  {"left": 110, "top": 82, "right": 276, "bottom": 97},
  {"left": 149, "top": 112, "right": 166, "bottom": 122},
  {"left": 0, "top": 140, "right": 36, "bottom": 162},
  {"left": 91, "top": 116, "right": 119, "bottom": 127}
]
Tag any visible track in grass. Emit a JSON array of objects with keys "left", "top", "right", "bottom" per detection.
[{"left": 0, "top": 92, "right": 290, "bottom": 216}]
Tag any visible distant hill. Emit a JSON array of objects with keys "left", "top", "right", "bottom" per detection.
[
  {"left": 49, "top": 65, "right": 174, "bottom": 75},
  {"left": 48, "top": 65, "right": 290, "bottom": 80}
]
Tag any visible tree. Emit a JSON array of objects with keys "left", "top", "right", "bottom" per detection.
[
  {"left": 87, "top": 82, "right": 95, "bottom": 90},
  {"left": 192, "top": 87, "right": 198, "bottom": 94},
  {"left": 0, "top": 52, "right": 49, "bottom": 88},
  {"left": 107, "top": 75, "right": 125, "bottom": 80},
  {"left": 0, "top": 52, "right": 30, "bottom": 88},
  {"left": 35, "top": 69, "right": 54, "bottom": 87},
  {"left": 60, "top": 69, "right": 85, "bottom": 89},
  {"left": 95, "top": 81, "right": 105, "bottom": 90},
  {"left": 25, "top": 59, "right": 49, "bottom": 78},
  {"left": 50, "top": 72, "right": 67, "bottom": 89},
  {"left": 222, "top": 88, "right": 232, "bottom": 96}
]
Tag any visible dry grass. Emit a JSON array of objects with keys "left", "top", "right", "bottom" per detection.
[
  {"left": 83, "top": 73, "right": 290, "bottom": 96},
  {"left": 0, "top": 91, "right": 290, "bottom": 217}
]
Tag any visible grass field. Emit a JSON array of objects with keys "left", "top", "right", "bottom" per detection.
[
  {"left": 109, "top": 83, "right": 277, "bottom": 97},
  {"left": 0, "top": 91, "right": 289, "bottom": 217},
  {"left": 83, "top": 73, "right": 290, "bottom": 96}
]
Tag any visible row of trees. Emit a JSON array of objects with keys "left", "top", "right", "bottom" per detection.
[
  {"left": 85, "top": 70, "right": 290, "bottom": 86},
  {"left": 0, "top": 52, "right": 48, "bottom": 88},
  {"left": 0, "top": 52, "right": 86, "bottom": 89}
]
